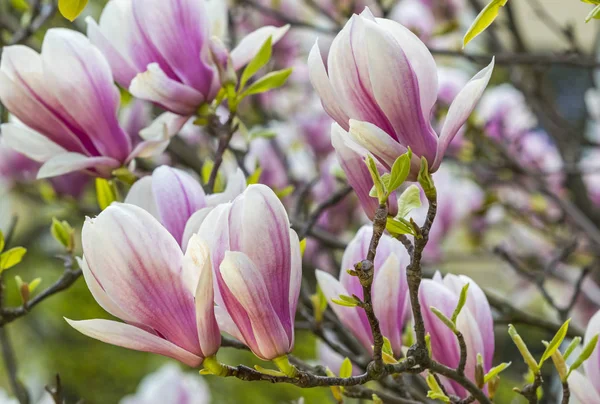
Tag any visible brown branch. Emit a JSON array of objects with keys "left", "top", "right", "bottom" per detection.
[
  {"left": 561, "top": 381, "right": 570, "bottom": 404},
  {"left": 207, "top": 116, "right": 238, "bottom": 192}
]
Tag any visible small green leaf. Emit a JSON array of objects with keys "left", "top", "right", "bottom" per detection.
[
  {"left": 240, "top": 36, "right": 273, "bottom": 91},
  {"left": 396, "top": 184, "right": 422, "bottom": 219},
  {"left": 451, "top": 283, "right": 470, "bottom": 324},
  {"left": 201, "top": 160, "right": 225, "bottom": 193},
  {"left": 586, "top": 4, "right": 600, "bottom": 22},
  {"left": 425, "top": 333, "right": 432, "bottom": 357},
  {"left": 539, "top": 319, "right": 570, "bottom": 367},
  {"left": 310, "top": 285, "right": 328, "bottom": 324},
  {"left": 299, "top": 239, "right": 307, "bottom": 257},
  {"left": 484, "top": 362, "right": 511, "bottom": 383},
  {"left": 417, "top": 157, "right": 436, "bottom": 200},
  {"left": 10, "top": 0, "right": 30, "bottom": 12},
  {"left": 29, "top": 278, "right": 42, "bottom": 293},
  {"left": 563, "top": 337, "right": 582, "bottom": 360},
  {"left": 253, "top": 365, "right": 287, "bottom": 377},
  {"left": 240, "top": 68, "right": 293, "bottom": 98},
  {"left": 0, "top": 247, "right": 27, "bottom": 272},
  {"left": 95, "top": 178, "right": 118, "bottom": 211},
  {"left": 382, "top": 336, "right": 394, "bottom": 357},
  {"left": 508, "top": 324, "right": 539, "bottom": 373},
  {"left": 331, "top": 294, "right": 359, "bottom": 307},
  {"left": 387, "top": 149, "right": 413, "bottom": 192},
  {"left": 568, "top": 334, "right": 599, "bottom": 378},
  {"left": 50, "top": 217, "right": 75, "bottom": 252},
  {"left": 58, "top": 0, "right": 88, "bottom": 21},
  {"left": 339, "top": 358, "right": 352, "bottom": 378},
  {"left": 247, "top": 166, "right": 262, "bottom": 185},
  {"left": 543, "top": 341, "right": 568, "bottom": 381},
  {"left": 426, "top": 373, "right": 450, "bottom": 402},
  {"left": 430, "top": 306, "right": 457, "bottom": 333},
  {"left": 275, "top": 185, "right": 295, "bottom": 199},
  {"left": 463, "top": 0, "right": 508, "bottom": 47},
  {"left": 386, "top": 217, "right": 416, "bottom": 237},
  {"left": 0, "top": 230, "right": 4, "bottom": 253},
  {"left": 365, "top": 154, "right": 387, "bottom": 203}
]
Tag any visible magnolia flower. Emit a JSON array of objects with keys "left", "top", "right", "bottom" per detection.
[
  {"left": 388, "top": 0, "right": 435, "bottom": 42},
  {"left": 0, "top": 29, "right": 171, "bottom": 179},
  {"left": 196, "top": 185, "right": 301, "bottom": 361},
  {"left": 316, "top": 226, "right": 410, "bottom": 356},
  {"left": 87, "top": 0, "right": 289, "bottom": 116},
  {"left": 309, "top": 8, "right": 494, "bottom": 181},
  {"left": 67, "top": 204, "right": 221, "bottom": 367},
  {"left": 419, "top": 272, "right": 494, "bottom": 398},
  {"left": 569, "top": 309, "right": 600, "bottom": 403},
  {"left": 121, "top": 364, "right": 211, "bottom": 404},
  {"left": 125, "top": 165, "right": 245, "bottom": 249}
]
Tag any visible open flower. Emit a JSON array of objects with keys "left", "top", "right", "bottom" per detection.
[
  {"left": 196, "top": 184, "right": 301, "bottom": 361},
  {"left": 125, "top": 165, "right": 245, "bottom": 249},
  {"left": 0, "top": 29, "right": 171, "bottom": 179},
  {"left": 316, "top": 226, "right": 410, "bottom": 356},
  {"left": 419, "top": 272, "right": 494, "bottom": 398},
  {"left": 67, "top": 204, "right": 221, "bottom": 367},
  {"left": 569, "top": 309, "right": 600, "bottom": 403},
  {"left": 309, "top": 8, "right": 494, "bottom": 181},
  {"left": 87, "top": 0, "right": 289, "bottom": 116}
]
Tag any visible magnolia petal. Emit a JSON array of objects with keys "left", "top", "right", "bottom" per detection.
[
  {"left": 124, "top": 176, "right": 159, "bottom": 219},
  {"left": 568, "top": 371, "right": 600, "bottom": 404},
  {"left": 205, "top": 168, "right": 246, "bottom": 207},
  {"left": 139, "top": 113, "right": 190, "bottom": 141},
  {"left": 152, "top": 166, "right": 206, "bottom": 245},
  {"left": 130, "top": 63, "right": 205, "bottom": 116},
  {"left": 186, "top": 235, "right": 221, "bottom": 357},
  {"left": 433, "top": 58, "right": 495, "bottom": 171},
  {"left": 66, "top": 319, "right": 203, "bottom": 367},
  {"left": 206, "top": 0, "right": 229, "bottom": 39},
  {"left": 315, "top": 270, "right": 372, "bottom": 352},
  {"left": 214, "top": 306, "right": 245, "bottom": 344},
  {"left": 307, "top": 41, "right": 350, "bottom": 130},
  {"left": 1, "top": 123, "right": 66, "bottom": 163},
  {"left": 220, "top": 251, "right": 291, "bottom": 360},
  {"left": 38, "top": 153, "right": 119, "bottom": 179},
  {"left": 230, "top": 25, "right": 290, "bottom": 70},
  {"left": 181, "top": 208, "right": 213, "bottom": 252},
  {"left": 288, "top": 229, "right": 302, "bottom": 343},
  {"left": 348, "top": 120, "right": 409, "bottom": 169},
  {"left": 584, "top": 309, "right": 600, "bottom": 393}
]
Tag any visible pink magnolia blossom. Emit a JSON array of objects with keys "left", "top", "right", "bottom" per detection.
[
  {"left": 125, "top": 165, "right": 245, "bottom": 249},
  {"left": 316, "top": 226, "right": 410, "bottom": 356},
  {"left": 0, "top": 29, "right": 171, "bottom": 179},
  {"left": 419, "top": 272, "right": 494, "bottom": 398},
  {"left": 87, "top": 0, "right": 288, "bottom": 116},
  {"left": 569, "top": 309, "right": 600, "bottom": 403},
  {"left": 67, "top": 204, "right": 221, "bottom": 367},
  {"left": 196, "top": 185, "right": 301, "bottom": 360}
]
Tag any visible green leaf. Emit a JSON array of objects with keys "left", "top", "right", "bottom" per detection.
[
  {"left": 568, "top": 334, "right": 599, "bottom": 378},
  {"left": 386, "top": 217, "right": 415, "bottom": 237},
  {"left": 396, "top": 184, "right": 422, "bottom": 219},
  {"left": 247, "top": 166, "right": 262, "bottom": 185},
  {"left": 275, "top": 185, "right": 295, "bottom": 199},
  {"left": 417, "top": 157, "right": 436, "bottom": 200},
  {"left": 10, "top": 0, "right": 30, "bottom": 12},
  {"left": 339, "top": 358, "right": 352, "bottom": 378},
  {"left": 253, "top": 365, "right": 287, "bottom": 377},
  {"left": 539, "top": 319, "right": 570, "bottom": 367},
  {"left": 299, "top": 239, "right": 307, "bottom": 257},
  {"left": 382, "top": 336, "right": 394, "bottom": 357},
  {"left": 430, "top": 306, "right": 457, "bottom": 333},
  {"left": 451, "top": 283, "right": 470, "bottom": 324},
  {"left": 310, "top": 285, "right": 328, "bottom": 324},
  {"left": 484, "top": 362, "right": 511, "bottom": 383},
  {"left": 50, "top": 217, "right": 75, "bottom": 251},
  {"left": 95, "top": 178, "right": 118, "bottom": 211},
  {"left": 201, "top": 160, "right": 225, "bottom": 193},
  {"left": 240, "top": 36, "right": 273, "bottom": 90},
  {"left": 58, "top": 0, "right": 88, "bottom": 21},
  {"left": 0, "top": 247, "right": 27, "bottom": 272},
  {"left": 508, "top": 324, "right": 539, "bottom": 373},
  {"left": 426, "top": 373, "right": 450, "bottom": 402},
  {"left": 28, "top": 278, "right": 42, "bottom": 293},
  {"left": 586, "top": 4, "right": 600, "bottom": 22},
  {"left": 463, "top": 0, "right": 508, "bottom": 48},
  {"left": 365, "top": 154, "right": 386, "bottom": 203},
  {"left": 0, "top": 230, "right": 4, "bottom": 253},
  {"left": 240, "top": 68, "right": 293, "bottom": 98},
  {"left": 387, "top": 149, "right": 413, "bottom": 192},
  {"left": 332, "top": 294, "right": 359, "bottom": 307},
  {"left": 563, "top": 337, "right": 582, "bottom": 361}
]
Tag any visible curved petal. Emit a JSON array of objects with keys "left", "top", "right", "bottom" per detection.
[
  {"left": 41, "top": 29, "right": 131, "bottom": 161},
  {"left": 307, "top": 41, "right": 350, "bottom": 130},
  {"left": 205, "top": 168, "right": 246, "bottom": 207},
  {"left": 182, "top": 208, "right": 214, "bottom": 252},
  {"left": 359, "top": 17, "right": 437, "bottom": 161},
  {"left": 140, "top": 113, "right": 190, "bottom": 140},
  {"left": 584, "top": 309, "right": 600, "bottom": 395},
  {"left": 214, "top": 306, "right": 244, "bottom": 343},
  {"left": 1, "top": 123, "right": 66, "bottom": 163},
  {"left": 433, "top": 59, "right": 495, "bottom": 171},
  {"left": 348, "top": 120, "right": 409, "bottom": 169},
  {"left": 316, "top": 270, "right": 372, "bottom": 353},
  {"left": 66, "top": 318, "right": 202, "bottom": 367},
  {"left": 152, "top": 166, "right": 206, "bottom": 245},
  {"left": 124, "top": 176, "right": 159, "bottom": 219},
  {"left": 185, "top": 235, "right": 221, "bottom": 358},
  {"left": 288, "top": 229, "right": 302, "bottom": 338},
  {"left": 37, "top": 153, "right": 119, "bottom": 179},
  {"left": 82, "top": 203, "right": 199, "bottom": 355},
  {"left": 220, "top": 251, "right": 291, "bottom": 360},
  {"left": 568, "top": 371, "right": 600, "bottom": 404},
  {"left": 230, "top": 25, "right": 290, "bottom": 70},
  {"left": 130, "top": 63, "right": 205, "bottom": 116}
]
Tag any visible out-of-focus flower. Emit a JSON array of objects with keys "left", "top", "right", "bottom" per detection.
[
  {"left": 125, "top": 165, "right": 245, "bottom": 248},
  {"left": 87, "top": 0, "right": 288, "bottom": 116},
  {"left": 316, "top": 226, "right": 410, "bottom": 356},
  {"left": 121, "top": 364, "right": 211, "bottom": 404},
  {"left": 196, "top": 185, "right": 301, "bottom": 361},
  {"left": 0, "top": 29, "right": 172, "bottom": 179},
  {"left": 309, "top": 8, "right": 494, "bottom": 181},
  {"left": 388, "top": 0, "right": 435, "bottom": 42},
  {"left": 67, "top": 204, "right": 221, "bottom": 367},
  {"left": 419, "top": 272, "right": 494, "bottom": 398},
  {"left": 317, "top": 341, "right": 361, "bottom": 376},
  {"left": 569, "top": 309, "right": 600, "bottom": 403}
]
